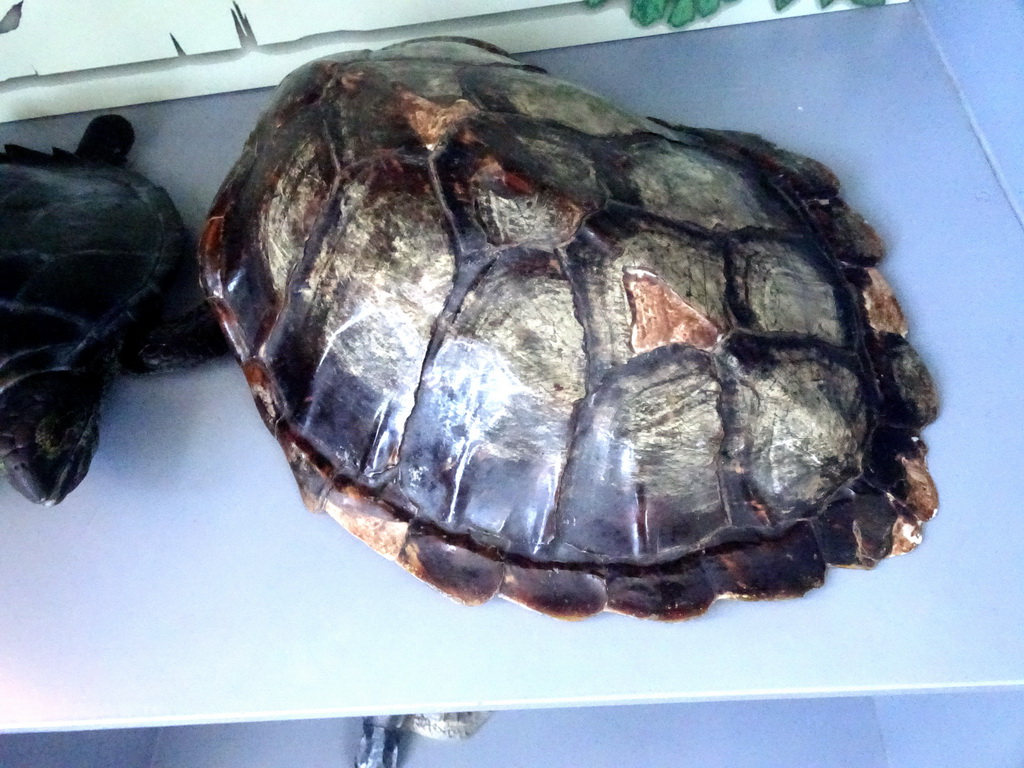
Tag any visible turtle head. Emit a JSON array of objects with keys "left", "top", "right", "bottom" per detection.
[
  {"left": 1, "top": 373, "right": 103, "bottom": 505},
  {"left": 75, "top": 114, "right": 135, "bottom": 166}
]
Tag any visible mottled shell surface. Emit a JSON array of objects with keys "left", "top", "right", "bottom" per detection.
[
  {"left": 201, "top": 38, "right": 938, "bottom": 620},
  {"left": 0, "top": 143, "right": 185, "bottom": 503}
]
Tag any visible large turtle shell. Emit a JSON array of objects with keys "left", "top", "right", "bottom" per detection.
[
  {"left": 0, "top": 123, "right": 186, "bottom": 503},
  {"left": 200, "top": 38, "right": 938, "bottom": 620}
]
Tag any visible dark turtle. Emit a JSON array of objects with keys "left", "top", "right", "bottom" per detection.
[
  {"left": 0, "top": 115, "right": 223, "bottom": 505},
  {"left": 200, "top": 38, "right": 939, "bottom": 620}
]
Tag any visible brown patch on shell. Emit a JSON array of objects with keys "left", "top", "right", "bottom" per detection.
[
  {"left": 889, "top": 515, "right": 924, "bottom": 556},
  {"left": 199, "top": 215, "right": 226, "bottom": 289},
  {"left": 500, "top": 564, "right": 608, "bottom": 620},
  {"left": 469, "top": 155, "right": 590, "bottom": 248},
  {"left": 863, "top": 267, "right": 909, "bottom": 336},
  {"left": 901, "top": 452, "right": 939, "bottom": 523},
  {"left": 200, "top": 213, "right": 225, "bottom": 252},
  {"left": 623, "top": 267, "right": 721, "bottom": 353},
  {"left": 323, "top": 483, "right": 409, "bottom": 561},
  {"left": 398, "top": 91, "right": 478, "bottom": 149},
  {"left": 241, "top": 360, "right": 281, "bottom": 426},
  {"left": 474, "top": 157, "right": 537, "bottom": 197},
  {"left": 340, "top": 69, "right": 365, "bottom": 93},
  {"left": 808, "top": 199, "right": 886, "bottom": 267},
  {"left": 284, "top": 441, "right": 330, "bottom": 514},
  {"left": 888, "top": 449, "right": 937, "bottom": 556},
  {"left": 398, "top": 530, "right": 504, "bottom": 605}
]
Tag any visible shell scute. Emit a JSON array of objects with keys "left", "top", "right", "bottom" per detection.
[
  {"left": 606, "top": 565, "right": 715, "bottom": 621},
  {"left": 812, "top": 485, "right": 899, "bottom": 568},
  {"left": 399, "top": 526, "right": 505, "bottom": 606},
  {"left": 716, "top": 335, "right": 870, "bottom": 525},
  {"left": 553, "top": 344, "right": 726, "bottom": 565},
  {"left": 618, "top": 136, "right": 799, "bottom": 232},
  {"left": 393, "top": 259, "right": 582, "bottom": 557},
  {"left": 702, "top": 521, "right": 826, "bottom": 601},
  {"left": 500, "top": 563, "right": 608, "bottom": 620}
]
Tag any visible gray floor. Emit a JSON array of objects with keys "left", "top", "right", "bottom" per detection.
[{"left": 3, "top": 691, "right": 1024, "bottom": 768}]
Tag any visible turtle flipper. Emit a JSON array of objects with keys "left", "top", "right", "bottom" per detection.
[
  {"left": 75, "top": 115, "right": 134, "bottom": 166},
  {"left": 0, "top": 371, "right": 104, "bottom": 505},
  {"left": 120, "top": 301, "right": 229, "bottom": 373},
  {"left": 355, "top": 716, "right": 405, "bottom": 768},
  {"left": 353, "top": 712, "right": 492, "bottom": 768}
]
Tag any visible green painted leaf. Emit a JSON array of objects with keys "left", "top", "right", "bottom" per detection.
[
  {"left": 696, "top": 0, "right": 720, "bottom": 16},
  {"left": 667, "top": 0, "right": 696, "bottom": 26},
  {"left": 605, "top": 0, "right": 889, "bottom": 27},
  {"left": 631, "top": 0, "right": 669, "bottom": 25}
]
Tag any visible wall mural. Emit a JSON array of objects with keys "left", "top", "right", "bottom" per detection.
[
  {"left": 0, "top": 0, "right": 901, "bottom": 123},
  {"left": 588, "top": 0, "right": 885, "bottom": 27}
]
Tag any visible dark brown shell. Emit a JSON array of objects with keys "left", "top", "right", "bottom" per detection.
[{"left": 199, "top": 38, "right": 938, "bottom": 620}]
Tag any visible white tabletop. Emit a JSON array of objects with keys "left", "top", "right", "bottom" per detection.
[{"left": 2, "top": 3, "right": 1023, "bottom": 732}]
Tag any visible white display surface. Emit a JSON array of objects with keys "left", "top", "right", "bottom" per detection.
[{"left": 2, "top": 4, "right": 1023, "bottom": 732}]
